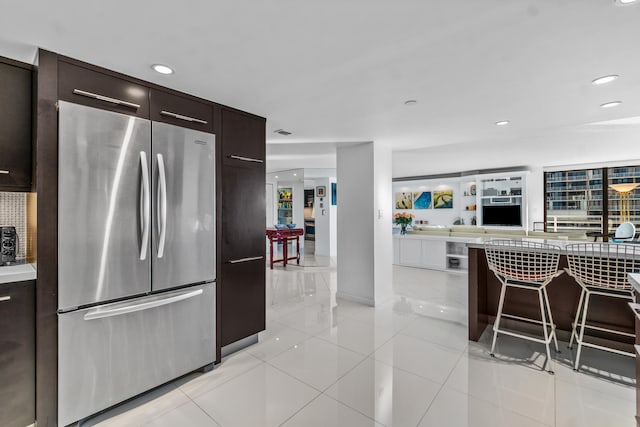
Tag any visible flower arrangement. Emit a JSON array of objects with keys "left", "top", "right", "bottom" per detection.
[{"left": 393, "top": 212, "right": 414, "bottom": 225}]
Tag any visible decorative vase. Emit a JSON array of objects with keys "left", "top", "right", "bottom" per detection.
[{"left": 400, "top": 224, "right": 407, "bottom": 235}]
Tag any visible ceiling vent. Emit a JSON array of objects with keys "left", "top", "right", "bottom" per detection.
[{"left": 274, "top": 129, "right": 292, "bottom": 136}]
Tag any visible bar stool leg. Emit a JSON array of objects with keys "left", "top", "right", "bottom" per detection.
[
  {"left": 569, "top": 289, "right": 586, "bottom": 349},
  {"left": 574, "top": 291, "right": 591, "bottom": 371},
  {"left": 538, "top": 289, "right": 554, "bottom": 374},
  {"left": 542, "top": 287, "right": 559, "bottom": 353},
  {"left": 491, "top": 282, "right": 508, "bottom": 356}
]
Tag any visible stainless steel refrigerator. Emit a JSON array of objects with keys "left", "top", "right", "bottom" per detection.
[{"left": 56, "top": 101, "right": 216, "bottom": 426}]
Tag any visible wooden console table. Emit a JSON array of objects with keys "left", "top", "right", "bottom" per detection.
[{"left": 266, "top": 228, "right": 304, "bottom": 269}]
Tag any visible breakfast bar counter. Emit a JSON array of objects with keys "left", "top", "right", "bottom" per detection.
[{"left": 468, "top": 243, "right": 635, "bottom": 352}]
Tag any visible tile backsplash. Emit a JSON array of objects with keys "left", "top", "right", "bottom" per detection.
[{"left": 0, "top": 192, "right": 27, "bottom": 259}]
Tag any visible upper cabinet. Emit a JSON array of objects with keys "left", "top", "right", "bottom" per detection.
[
  {"left": 221, "top": 108, "right": 265, "bottom": 166},
  {"left": 0, "top": 59, "right": 32, "bottom": 191},
  {"left": 58, "top": 61, "right": 150, "bottom": 118},
  {"left": 150, "top": 89, "right": 216, "bottom": 133}
]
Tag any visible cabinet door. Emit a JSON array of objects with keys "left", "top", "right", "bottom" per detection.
[
  {"left": 221, "top": 108, "right": 265, "bottom": 166},
  {"left": 421, "top": 240, "right": 446, "bottom": 270},
  {"left": 220, "top": 162, "right": 266, "bottom": 347},
  {"left": 150, "top": 88, "right": 215, "bottom": 133},
  {"left": 399, "top": 239, "right": 422, "bottom": 266},
  {"left": 220, "top": 259, "right": 265, "bottom": 346},
  {"left": 58, "top": 61, "right": 150, "bottom": 118},
  {"left": 0, "top": 280, "right": 35, "bottom": 427},
  {"left": 0, "top": 61, "right": 32, "bottom": 191}
]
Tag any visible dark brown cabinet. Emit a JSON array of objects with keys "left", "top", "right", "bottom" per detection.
[
  {"left": 58, "top": 61, "right": 150, "bottom": 118},
  {"left": 220, "top": 109, "right": 266, "bottom": 347},
  {"left": 0, "top": 59, "right": 32, "bottom": 191},
  {"left": 0, "top": 280, "right": 35, "bottom": 427},
  {"left": 150, "top": 89, "right": 215, "bottom": 133},
  {"left": 221, "top": 108, "right": 266, "bottom": 166}
]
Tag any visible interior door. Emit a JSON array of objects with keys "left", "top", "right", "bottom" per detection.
[
  {"left": 58, "top": 101, "right": 151, "bottom": 310},
  {"left": 151, "top": 122, "right": 215, "bottom": 291}
]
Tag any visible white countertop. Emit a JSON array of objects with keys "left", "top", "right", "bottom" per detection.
[
  {"left": 0, "top": 263, "right": 37, "bottom": 284},
  {"left": 629, "top": 273, "right": 640, "bottom": 293}
]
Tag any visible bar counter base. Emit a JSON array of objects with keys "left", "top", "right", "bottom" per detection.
[{"left": 468, "top": 246, "right": 634, "bottom": 354}]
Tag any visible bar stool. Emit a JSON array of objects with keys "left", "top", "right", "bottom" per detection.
[
  {"left": 485, "top": 240, "right": 564, "bottom": 373},
  {"left": 565, "top": 243, "right": 640, "bottom": 371}
]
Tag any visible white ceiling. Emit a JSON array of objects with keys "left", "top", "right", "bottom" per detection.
[{"left": 1, "top": 0, "right": 639, "bottom": 172}]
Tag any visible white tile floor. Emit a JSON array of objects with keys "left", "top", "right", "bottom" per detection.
[{"left": 83, "top": 264, "right": 636, "bottom": 427}]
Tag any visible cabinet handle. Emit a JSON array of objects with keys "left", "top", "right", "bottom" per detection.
[
  {"left": 228, "top": 256, "right": 264, "bottom": 264},
  {"left": 73, "top": 89, "right": 141, "bottom": 109},
  {"left": 160, "top": 110, "right": 208, "bottom": 125},
  {"left": 0, "top": 296, "right": 10, "bottom": 302},
  {"left": 0, "top": 170, "right": 8, "bottom": 174},
  {"left": 229, "top": 155, "right": 264, "bottom": 164}
]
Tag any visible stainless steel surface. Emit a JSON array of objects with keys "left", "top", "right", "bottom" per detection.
[
  {"left": 84, "top": 288, "right": 202, "bottom": 320},
  {"left": 0, "top": 170, "right": 8, "bottom": 174},
  {"left": 73, "top": 89, "right": 141, "bottom": 109},
  {"left": 0, "top": 296, "right": 10, "bottom": 302},
  {"left": 156, "top": 153, "right": 167, "bottom": 259},
  {"left": 58, "top": 101, "right": 151, "bottom": 309},
  {"left": 139, "top": 151, "right": 151, "bottom": 261},
  {"left": 151, "top": 122, "right": 215, "bottom": 291},
  {"left": 228, "top": 256, "right": 264, "bottom": 264},
  {"left": 58, "top": 283, "right": 215, "bottom": 426},
  {"left": 229, "top": 155, "right": 264, "bottom": 163},
  {"left": 160, "top": 110, "right": 208, "bottom": 124}
]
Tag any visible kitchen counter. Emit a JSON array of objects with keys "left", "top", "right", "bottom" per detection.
[
  {"left": 468, "top": 246, "right": 634, "bottom": 352},
  {"left": 0, "top": 263, "right": 37, "bottom": 284}
]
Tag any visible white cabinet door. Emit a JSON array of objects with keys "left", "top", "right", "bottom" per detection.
[
  {"left": 421, "top": 240, "right": 446, "bottom": 270},
  {"left": 398, "top": 239, "right": 422, "bottom": 266},
  {"left": 393, "top": 239, "right": 400, "bottom": 264}
]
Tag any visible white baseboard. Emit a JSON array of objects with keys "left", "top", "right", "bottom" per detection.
[{"left": 336, "top": 291, "right": 375, "bottom": 306}]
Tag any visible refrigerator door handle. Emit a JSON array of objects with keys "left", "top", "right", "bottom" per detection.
[
  {"left": 83, "top": 288, "right": 203, "bottom": 320},
  {"left": 157, "top": 153, "right": 168, "bottom": 259},
  {"left": 140, "top": 151, "right": 151, "bottom": 260}
]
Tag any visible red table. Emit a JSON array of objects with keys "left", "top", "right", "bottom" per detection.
[{"left": 266, "top": 228, "right": 304, "bottom": 269}]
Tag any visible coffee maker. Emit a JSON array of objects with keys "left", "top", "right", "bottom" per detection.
[{"left": 1, "top": 226, "right": 17, "bottom": 265}]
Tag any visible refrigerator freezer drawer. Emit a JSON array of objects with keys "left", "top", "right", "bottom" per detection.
[{"left": 58, "top": 283, "right": 215, "bottom": 426}]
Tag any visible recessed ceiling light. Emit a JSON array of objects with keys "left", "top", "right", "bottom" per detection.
[
  {"left": 600, "top": 101, "right": 622, "bottom": 108},
  {"left": 275, "top": 176, "right": 279, "bottom": 179},
  {"left": 274, "top": 129, "right": 292, "bottom": 136},
  {"left": 592, "top": 75, "right": 619, "bottom": 85},
  {"left": 293, "top": 173, "right": 297, "bottom": 176},
  {"left": 617, "top": 0, "right": 637, "bottom": 5},
  {"left": 151, "top": 64, "right": 174, "bottom": 75},
  {"left": 495, "top": 120, "right": 510, "bottom": 126},
  {"left": 404, "top": 100, "right": 418, "bottom": 106}
]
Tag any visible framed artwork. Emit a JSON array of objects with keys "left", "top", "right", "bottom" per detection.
[
  {"left": 331, "top": 183, "right": 337, "bottom": 205},
  {"left": 433, "top": 190, "right": 453, "bottom": 209},
  {"left": 316, "top": 186, "right": 326, "bottom": 197},
  {"left": 413, "top": 191, "right": 432, "bottom": 209},
  {"left": 395, "top": 192, "right": 413, "bottom": 209}
]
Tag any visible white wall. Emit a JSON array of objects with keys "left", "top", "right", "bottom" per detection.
[
  {"left": 373, "top": 143, "right": 393, "bottom": 303},
  {"left": 313, "top": 177, "right": 331, "bottom": 256},
  {"left": 330, "top": 178, "right": 337, "bottom": 256},
  {"left": 337, "top": 142, "right": 392, "bottom": 306}
]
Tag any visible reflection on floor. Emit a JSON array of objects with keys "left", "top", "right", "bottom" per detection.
[{"left": 84, "top": 265, "right": 635, "bottom": 427}]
